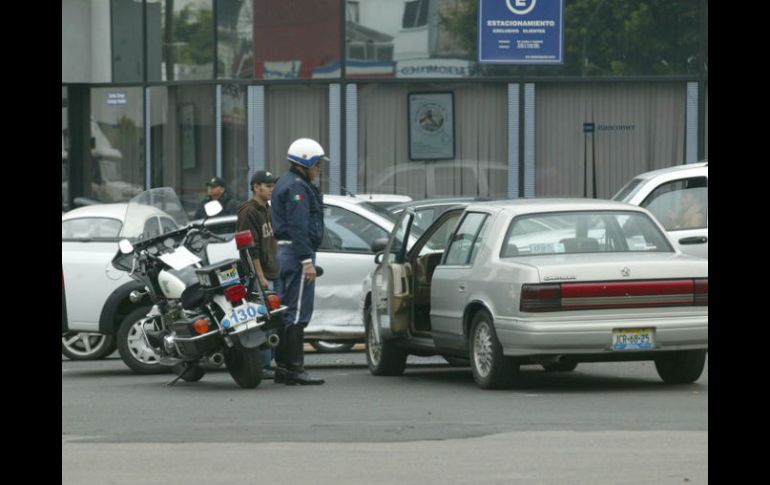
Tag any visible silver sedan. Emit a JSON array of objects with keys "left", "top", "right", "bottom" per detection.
[{"left": 363, "top": 198, "right": 708, "bottom": 389}]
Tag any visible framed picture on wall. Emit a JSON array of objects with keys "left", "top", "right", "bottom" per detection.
[
  {"left": 180, "top": 103, "right": 196, "bottom": 169},
  {"left": 408, "top": 92, "right": 455, "bottom": 161}
]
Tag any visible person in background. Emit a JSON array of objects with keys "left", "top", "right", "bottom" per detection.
[
  {"left": 236, "top": 170, "right": 279, "bottom": 379},
  {"left": 194, "top": 176, "right": 238, "bottom": 219}
]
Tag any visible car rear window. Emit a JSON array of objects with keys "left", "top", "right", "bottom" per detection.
[
  {"left": 501, "top": 211, "right": 673, "bottom": 257},
  {"left": 62, "top": 218, "right": 122, "bottom": 240}
]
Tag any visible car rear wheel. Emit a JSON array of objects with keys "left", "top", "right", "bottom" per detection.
[
  {"left": 61, "top": 332, "right": 116, "bottom": 360},
  {"left": 469, "top": 310, "right": 518, "bottom": 389},
  {"left": 654, "top": 350, "right": 706, "bottom": 384},
  {"left": 117, "top": 306, "right": 168, "bottom": 375},
  {"left": 310, "top": 341, "right": 355, "bottom": 353},
  {"left": 365, "top": 303, "right": 407, "bottom": 376}
]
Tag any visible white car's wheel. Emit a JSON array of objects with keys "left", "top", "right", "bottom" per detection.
[
  {"left": 61, "top": 332, "right": 116, "bottom": 360},
  {"left": 469, "top": 310, "right": 518, "bottom": 389},
  {"left": 310, "top": 341, "right": 355, "bottom": 353},
  {"left": 365, "top": 302, "right": 406, "bottom": 376},
  {"left": 117, "top": 307, "right": 168, "bottom": 375}
]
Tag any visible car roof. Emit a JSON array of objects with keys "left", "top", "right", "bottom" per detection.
[
  {"left": 631, "top": 161, "right": 708, "bottom": 181},
  {"left": 352, "top": 194, "right": 412, "bottom": 203},
  {"left": 470, "top": 198, "right": 646, "bottom": 215},
  {"left": 390, "top": 197, "right": 492, "bottom": 211},
  {"left": 62, "top": 203, "right": 128, "bottom": 221}
]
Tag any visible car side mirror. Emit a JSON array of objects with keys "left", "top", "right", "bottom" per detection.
[
  {"left": 374, "top": 252, "right": 384, "bottom": 265},
  {"left": 204, "top": 200, "right": 223, "bottom": 218},
  {"left": 371, "top": 237, "right": 388, "bottom": 254},
  {"left": 118, "top": 239, "right": 134, "bottom": 254}
]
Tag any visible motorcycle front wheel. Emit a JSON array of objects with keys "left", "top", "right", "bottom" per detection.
[{"left": 223, "top": 340, "right": 263, "bottom": 389}]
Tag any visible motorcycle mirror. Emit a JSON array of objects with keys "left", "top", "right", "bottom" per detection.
[
  {"left": 204, "top": 200, "right": 223, "bottom": 218},
  {"left": 118, "top": 239, "right": 134, "bottom": 254}
]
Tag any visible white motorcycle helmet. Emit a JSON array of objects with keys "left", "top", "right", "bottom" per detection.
[{"left": 287, "top": 138, "right": 329, "bottom": 168}]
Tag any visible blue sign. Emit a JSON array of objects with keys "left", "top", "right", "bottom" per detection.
[{"left": 478, "top": 0, "right": 564, "bottom": 64}]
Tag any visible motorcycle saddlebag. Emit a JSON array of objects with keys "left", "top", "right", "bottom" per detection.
[{"left": 173, "top": 317, "right": 220, "bottom": 356}]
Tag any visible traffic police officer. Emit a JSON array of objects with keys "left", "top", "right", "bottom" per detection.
[{"left": 270, "top": 138, "right": 327, "bottom": 385}]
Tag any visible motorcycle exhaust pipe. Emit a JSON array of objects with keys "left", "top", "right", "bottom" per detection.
[
  {"left": 209, "top": 352, "right": 225, "bottom": 367},
  {"left": 267, "top": 333, "right": 280, "bottom": 348}
]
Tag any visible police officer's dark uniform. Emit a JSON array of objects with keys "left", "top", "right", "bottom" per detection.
[
  {"left": 194, "top": 176, "right": 238, "bottom": 220},
  {"left": 270, "top": 138, "right": 327, "bottom": 385}
]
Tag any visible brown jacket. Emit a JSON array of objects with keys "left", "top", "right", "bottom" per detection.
[{"left": 236, "top": 199, "right": 279, "bottom": 280}]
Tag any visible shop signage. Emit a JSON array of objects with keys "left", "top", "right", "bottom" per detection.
[{"left": 478, "top": 0, "right": 564, "bottom": 64}]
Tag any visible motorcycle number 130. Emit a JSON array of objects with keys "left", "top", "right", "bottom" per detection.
[{"left": 221, "top": 303, "right": 265, "bottom": 328}]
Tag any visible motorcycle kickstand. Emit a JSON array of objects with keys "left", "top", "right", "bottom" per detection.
[{"left": 165, "top": 363, "right": 192, "bottom": 387}]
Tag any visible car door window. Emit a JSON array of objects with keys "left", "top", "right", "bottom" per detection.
[
  {"left": 642, "top": 177, "right": 708, "bottom": 231},
  {"left": 320, "top": 206, "right": 388, "bottom": 253},
  {"left": 413, "top": 208, "right": 436, "bottom": 233},
  {"left": 418, "top": 212, "right": 462, "bottom": 256},
  {"left": 444, "top": 213, "right": 488, "bottom": 265}
]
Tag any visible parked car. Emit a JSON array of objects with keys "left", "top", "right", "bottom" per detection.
[
  {"left": 612, "top": 162, "right": 707, "bottom": 258},
  {"left": 362, "top": 199, "right": 708, "bottom": 389},
  {"left": 62, "top": 193, "right": 400, "bottom": 368},
  {"left": 353, "top": 193, "right": 412, "bottom": 209},
  {"left": 389, "top": 197, "right": 493, "bottom": 235}
]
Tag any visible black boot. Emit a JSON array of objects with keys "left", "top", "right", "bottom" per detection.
[
  {"left": 273, "top": 325, "right": 288, "bottom": 384},
  {"left": 284, "top": 325, "right": 324, "bottom": 385}
]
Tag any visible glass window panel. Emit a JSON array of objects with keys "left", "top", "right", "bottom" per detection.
[
  {"left": 88, "top": 87, "right": 145, "bottom": 204},
  {"left": 252, "top": 0, "right": 341, "bottom": 79},
  {"left": 148, "top": 0, "right": 214, "bottom": 81},
  {"left": 149, "top": 86, "right": 216, "bottom": 217},
  {"left": 221, "top": 84, "right": 250, "bottom": 203},
  {"left": 642, "top": 178, "right": 708, "bottom": 231},
  {"left": 62, "top": 218, "right": 123, "bottom": 240},
  {"left": 111, "top": 0, "right": 144, "bottom": 82},
  {"left": 444, "top": 212, "right": 487, "bottom": 265},
  {"left": 62, "top": 87, "right": 69, "bottom": 212},
  {"left": 319, "top": 206, "right": 388, "bottom": 253},
  {"left": 217, "top": 0, "right": 254, "bottom": 79}
]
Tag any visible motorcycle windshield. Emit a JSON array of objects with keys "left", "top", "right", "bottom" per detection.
[{"left": 119, "top": 187, "right": 189, "bottom": 242}]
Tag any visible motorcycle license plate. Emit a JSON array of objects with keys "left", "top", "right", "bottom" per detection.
[
  {"left": 217, "top": 267, "right": 240, "bottom": 286},
  {"left": 220, "top": 302, "right": 264, "bottom": 331},
  {"left": 612, "top": 328, "right": 655, "bottom": 351}
]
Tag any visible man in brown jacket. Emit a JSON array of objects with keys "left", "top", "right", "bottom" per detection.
[{"left": 237, "top": 170, "right": 279, "bottom": 379}]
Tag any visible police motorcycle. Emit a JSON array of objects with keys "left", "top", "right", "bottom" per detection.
[{"left": 111, "top": 187, "right": 286, "bottom": 388}]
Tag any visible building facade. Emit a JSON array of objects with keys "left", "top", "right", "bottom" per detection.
[{"left": 62, "top": 0, "right": 708, "bottom": 214}]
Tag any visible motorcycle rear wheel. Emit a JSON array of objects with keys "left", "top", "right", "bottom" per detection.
[{"left": 224, "top": 341, "right": 263, "bottom": 388}]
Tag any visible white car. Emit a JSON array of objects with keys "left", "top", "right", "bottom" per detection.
[
  {"left": 613, "top": 162, "right": 708, "bottom": 258},
  {"left": 62, "top": 193, "right": 398, "bottom": 368},
  {"left": 362, "top": 199, "right": 708, "bottom": 389}
]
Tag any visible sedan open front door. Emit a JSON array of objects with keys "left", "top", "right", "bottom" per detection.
[{"left": 371, "top": 209, "right": 416, "bottom": 341}]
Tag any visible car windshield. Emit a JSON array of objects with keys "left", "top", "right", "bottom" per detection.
[
  {"left": 501, "top": 211, "right": 673, "bottom": 257},
  {"left": 62, "top": 217, "right": 122, "bottom": 240},
  {"left": 119, "top": 187, "right": 188, "bottom": 241}
]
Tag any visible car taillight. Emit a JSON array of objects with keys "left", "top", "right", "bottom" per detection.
[
  {"left": 694, "top": 278, "right": 708, "bottom": 306},
  {"left": 520, "top": 284, "right": 562, "bottom": 312},
  {"left": 224, "top": 284, "right": 247, "bottom": 303},
  {"left": 235, "top": 230, "right": 255, "bottom": 249},
  {"left": 266, "top": 293, "right": 281, "bottom": 310}
]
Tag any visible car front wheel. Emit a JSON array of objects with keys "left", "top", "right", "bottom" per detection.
[
  {"left": 365, "top": 303, "right": 407, "bottom": 376},
  {"left": 654, "top": 350, "right": 706, "bottom": 384},
  {"left": 61, "top": 332, "right": 116, "bottom": 360},
  {"left": 469, "top": 310, "right": 518, "bottom": 389}
]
